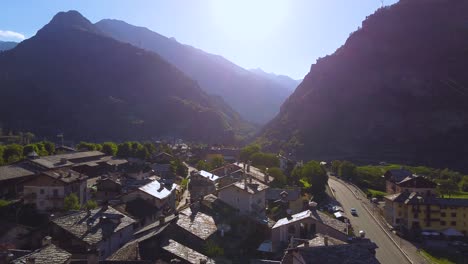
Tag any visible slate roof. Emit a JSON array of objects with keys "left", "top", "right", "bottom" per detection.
[
  {"left": 176, "top": 207, "right": 217, "bottom": 240},
  {"left": 226, "top": 177, "right": 269, "bottom": 194},
  {"left": 282, "top": 241, "right": 378, "bottom": 264},
  {"left": 30, "top": 151, "right": 105, "bottom": 169},
  {"left": 139, "top": 180, "right": 177, "bottom": 200},
  {"left": 41, "top": 168, "right": 88, "bottom": 184},
  {"left": 384, "top": 169, "right": 413, "bottom": 183},
  {"left": 272, "top": 210, "right": 347, "bottom": 234},
  {"left": 107, "top": 241, "right": 140, "bottom": 261},
  {"left": 385, "top": 191, "right": 468, "bottom": 207},
  {"left": 12, "top": 244, "right": 71, "bottom": 264},
  {"left": 235, "top": 162, "right": 273, "bottom": 184},
  {"left": 52, "top": 206, "right": 135, "bottom": 245},
  {"left": 161, "top": 239, "right": 215, "bottom": 264},
  {"left": 266, "top": 188, "right": 301, "bottom": 201},
  {"left": 397, "top": 175, "right": 437, "bottom": 188},
  {"left": 210, "top": 164, "right": 242, "bottom": 177},
  {"left": 0, "top": 163, "right": 36, "bottom": 181}
]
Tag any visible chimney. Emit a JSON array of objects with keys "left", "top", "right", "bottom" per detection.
[
  {"left": 247, "top": 161, "right": 251, "bottom": 172},
  {"left": 249, "top": 174, "right": 252, "bottom": 184},
  {"left": 224, "top": 166, "right": 228, "bottom": 176},
  {"left": 41, "top": 236, "right": 52, "bottom": 247},
  {"left": 324, "top": 236, "right": 329, "bottom": 246},
  {"left": 26, "top": 257, "right": 35, "bottom": 264},
  {"left": 265, "top": 168, "right": 269, "bottom": 183}
]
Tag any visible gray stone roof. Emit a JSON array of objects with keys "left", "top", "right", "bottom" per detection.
[
  {"left": 12, "top": 244, "right": 71, "bottom": 264},
  {"left": 52, "top": 206, "right": 135, "bottom": 245},
  {"left": 231, "top": 178, "right": 269, "bottom": 194},
  {"left": 176, "top": 207, "right": 217, "bottom": 240},
  {"left": 30, "top": 151, "right": 105, "bottom": 169},
  {"left": 386, "top": 191, "right": 468, "bottom": 207},
  {"left": 161, "top": 239, "right": 215, "bottom": 264},
  {"left": 282, "top": 240, "right": 378, "bottom": 264},
  {"left": 107, "top": 241, "right": 140, "bottom": 261},
  {"left": 273, "top": 210, "right": 347, "bottom": 235},
  {"left": 42, "top": 168, "right": 88, "bottom": 184},
  {"left": 266, "top": 188, "right": 301, "bottom": 201},
  {"left": 0, "top": 163, "right": 35, "bottom": 182}
]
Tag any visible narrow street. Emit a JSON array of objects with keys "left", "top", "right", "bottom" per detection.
[{"left": 328, "top": 178, "right": 411, "bottom": 264}]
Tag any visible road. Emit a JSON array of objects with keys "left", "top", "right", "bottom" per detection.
[{"left": 329, "top": 178, "right": 411, "bottom": 264}]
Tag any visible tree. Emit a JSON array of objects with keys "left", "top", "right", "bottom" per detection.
[
  {"left": 117, "top": 142, "right": 132, "bottom": 157},
  {"left": 0, "top": 145, "right": 5, "bottom": 165},
  {"left": 76, "top": 142, "right": 97, "bottom": 151},
  {"left": 251, "top": 152, "right": 279, "bottom": 168},
  {"left": 171, "top": 159, "right": 188, "bottom": 176},
  {"left": 459, "top": 176, "right": 468, "bottom": 192},
  {"left": 240, "top": 144, "right": 261, "bottom": 161},
  {"left": 210, "top": 156, "right": 224, "bottom": 169},
  {"left": 339, "top": 161, "right": 357, "bottom": 180},
  {"left": 23, "top": 144, "right": 39, "bottom": 156},
  {"left": 302, "top": 161, "right": 328, "bottom": 195},
  {"left": 331, "top": 160, "right": 341, "bottom": 174},
  {"left": 3, "top": 144, "right": 23, "bottom": 163},
  {"left": 64, "top": 193, "right": 81, "bottom": 211},
  {"left": 196, "top": 160, "right": 210, "bottom": 171},
  {"left": 268, "top": 167, "right": 287, "bottom": 187},
  {"left": 290, "top": 165, "right": 303, "bottom": 184},
  {"left": 143, "top": 142, "right": 156, "bottom": 156},
  {"left": 101, "top": 142, "right": 118, "bottom": 156},
  {"left": 34, "top": 142, "right": 48, "bottom": 156},
  {"left": 43, "top": 141, "right": 55, "bottom": 155},
  {"left": 84, "top": 200, "right": 98, "bottom": 210},
  {"left": 437, "top": 179, "right": 459, "bottom": 198}
]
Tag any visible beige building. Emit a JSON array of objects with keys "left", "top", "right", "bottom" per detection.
[
  {"left": 23, "top": 169, "right": 88, "bottom": 211},
  {"left": 218, "top": 176, "right": 269, "bottom": 218}
]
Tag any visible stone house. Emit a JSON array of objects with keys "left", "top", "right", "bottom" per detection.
[{"left": 122, "top": 179, "right": 178, "bottom": 213}]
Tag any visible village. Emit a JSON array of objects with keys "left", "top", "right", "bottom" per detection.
[
  {"left": 0, "top": 142, "right": 467, "bottom": 264},
  {"left": 0, "top": 142, "right": 385, "bottom": 264}
]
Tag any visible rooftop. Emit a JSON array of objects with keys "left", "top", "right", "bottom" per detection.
[
  {"left": 176, "top": 207, "right": 217, "bottom": 240},
  {"left": 234, "top": 162, "right": 273, "bottom": 184},
  {"left": 266, "top": 188, "right": 301, "bottom": 201},
  {"left": 51, "top": 206, "right": 135, "bottom": 245},
  {"left": 29, "top": 151, "right": 105, "bottom": 169},
  {"left": 106, "top": 241, "right": 140, "bottom": 261},
  {"left": 210, "top": 164, "right": 242, "bottom": 176},
  {"left": 42, "top": 168, "right": 88, "bottom": 183},
  {"left": 232, "top": 178, "right": 269, "bottom": 194},
  {"left": 139, "top": 180, "right": 177, "bottom": 200},
  {"left": 385, "top": 191, "right": 468, "bottom": 207},
  {"left": 282, "top": 241, "right": 378, "bottom": 264},
  {"left": 12, "top": 244, "right": 71, "bottom": 264},
  {"left": 272, "top": 210, "right": 347, "bottom": 234},
  {"left": 384, "top": 169, "right": 413, "bottom": 183},
  {"left": 161, "top": 239, "right": 215, "bottom": 264},
  {"left": 199, "top": 170, "right": 221, "bottom": 181},
  {"left": 0, "top": 162, "right": 36, "bottom": 182}
]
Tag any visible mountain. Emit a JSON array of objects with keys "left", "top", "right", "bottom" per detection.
[
  {"left": 249, "top": 68, "right": 301, "bottom": 92},
  {"left": 95, "top": 19, "right": 293, "bottom": 124},
  {"left": 0, "top": 11, "right": 252, "bottom": 143},
  {"left": 0, "top": 41, "right": 17, "bottom": 51},
  {"left": 260, "top": 0, "right": 468, "bottom": 171}
]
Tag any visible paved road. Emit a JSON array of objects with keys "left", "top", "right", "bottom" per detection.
[{"left": 329, "top": 178, "right": 410, "bottom": 264}]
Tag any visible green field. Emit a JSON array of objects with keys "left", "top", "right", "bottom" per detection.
[
  {"left": 441, "top": 191, "right": 468, "bottom": 199},
  {"left": 365, "top": 188, "right": 387, "bottom": 198}
]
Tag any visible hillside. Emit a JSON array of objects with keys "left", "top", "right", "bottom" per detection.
[
  {"left": 260, "top": 0, "right": 468, "bottom": 172},
  {"left": 95, "top": 19, "right": 293, "bottom": 124},
  {"left": 249, "top": 68, "right": 301, "bottom": 92},
  {"left": 0, "top": 41, "right": 17, "bottom": 51},
  {"left": 0, "top": 11, "right": 251, "bottom": 144}
]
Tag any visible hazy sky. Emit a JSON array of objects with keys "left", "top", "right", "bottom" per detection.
[{"left": 0, "top": 0, "right": 398, "bottom": 79}]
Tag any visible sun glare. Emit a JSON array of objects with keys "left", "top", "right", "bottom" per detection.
[{"left": 209, "top": 0, "right": 290, "bottom": 42}]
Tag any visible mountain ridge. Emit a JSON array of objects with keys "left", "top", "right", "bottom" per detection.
[
  {"left": 95, "top": 19, "right": 295, "bottom": 124},
  {"left": 0, "top": 10, "right": 251, "bottom": 144},
  {"left": 260, "top": 0, "right": 468, "bottom": 172}
]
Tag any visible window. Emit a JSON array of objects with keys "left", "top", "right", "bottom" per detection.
[
  {"left": 451, "top": 221, "right": 457, "bottom": 226},
  {"left": 451, "top": 213, "right": 457, "bottom": 217},
  {"left": 40, "top": 189, "right": 45, "bottom": 194},
  {"left": 441, "top": 212, "right": 446, "bottom": 217},
  {"left": 441, "top": 221, "right": 446, "bottom": 226},
  {"left": 53, "top": 189, "right": 58, "bottom": 197}
]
